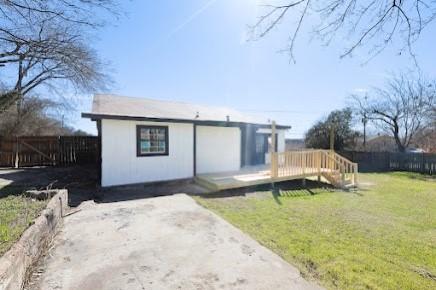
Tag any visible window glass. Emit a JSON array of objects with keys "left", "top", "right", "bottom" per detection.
[{"left": 137, "top": 126, "right": 168, "bottom": 155}]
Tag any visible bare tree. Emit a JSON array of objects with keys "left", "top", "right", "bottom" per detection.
[
  {"left": 252, "top": 0, "right": 436, "bottom": 63},
  {"left": 0, "top": 0, "right": 120, "bottom": 112},
  {"left": 352, "top": 74, "right": 436, "bottom": 152},
  {"left": 0, "top": 95, "right": 76, "bottom": 136},
  {"left": 0, "top": 1, "right": 118, "bottom": 27}
]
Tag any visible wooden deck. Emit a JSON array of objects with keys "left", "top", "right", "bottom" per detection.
[
  {"left": 196, "top": 165, "right": 271, "bottom": 191},
  {"left": 196, "top": 165, "right": 335, "bottom": 191},
  {"left": 195, "top": 150, "right": 358, "bottom": 191}
]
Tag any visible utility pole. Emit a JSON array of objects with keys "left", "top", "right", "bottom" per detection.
[
  {"left": 362, "top": 114, "right": 368, "bottom": 150},
  {"left": 362, "top": 94, "right": 369, "bottom": 151}
]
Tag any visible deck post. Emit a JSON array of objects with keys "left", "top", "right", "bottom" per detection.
[
  {"left": 354, "top": 163, "right": 358, "bottom": 185},
  {"left": 271, "top": 121, "right": 277, "bottom": 179},
  {"left": 330, "top": 126, "right": 335, "bottom": 151},
  {"left": 271, "top": 121, "right": 276, "bottom": 154},
  {"left": 329, "top": 125, "right": 335, "bottom": 172}
]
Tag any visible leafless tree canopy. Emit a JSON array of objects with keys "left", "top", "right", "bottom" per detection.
[
  {"left": 0, "top": 0, "right": 118, "bottom": 27},
  {"left": 352, "top": 74, "right": 436, "bottom": 152},
  {"left": 0, "top": 95, "right": 79, "bottom": 136},
  {"left": 0, "top": 0, "right": 120, "bottom": 111},
  {"left": 252, "top": 0, "right": 436, "bottom": 62}
]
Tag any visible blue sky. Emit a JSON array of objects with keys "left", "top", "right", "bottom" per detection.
[{"left": 72, "top": 0, "right": 436, "bottom": 137}]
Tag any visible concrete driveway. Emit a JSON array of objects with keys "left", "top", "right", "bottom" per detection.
[{"left": 28, "top": 194, "right": 322, "bottom": 290}]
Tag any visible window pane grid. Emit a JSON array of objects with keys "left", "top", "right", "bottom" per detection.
[{"left": 138, "top": 126, "right": 168, "bottom": 155}]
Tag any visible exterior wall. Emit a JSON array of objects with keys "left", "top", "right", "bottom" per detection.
[
  {"left": 196, "top": 126, "right": 241, "bottom": 174},
  {"left": 241, "top": 126, "right": 289, "bottom": 167},
  {"left": 101, "top": 119, "right": 194, "bottom": 187},
  {"left": 263, "top": 129, "right": 287, "bottom": 164},
  {"left": 256, "top": 128, "right": 286, "bottom": 152},
  {"left": 277, "top": 129, "right": 286, "bottom": 152},
  {"left": 240, "top": 124, "right": 256, "bottom": 167}
]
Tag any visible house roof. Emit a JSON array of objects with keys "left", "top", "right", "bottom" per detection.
[{"left": 82, "top": 94, "right": 291, "bottom": 129}]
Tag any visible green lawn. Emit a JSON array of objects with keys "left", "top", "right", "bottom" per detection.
[
  {"left": 195, "top": 172, "right": 436, "bottom": 290},
  {"left": 0, "top": 195, "right": 47, "bottom": 256}
]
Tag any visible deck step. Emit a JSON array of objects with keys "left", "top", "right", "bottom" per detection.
[
  {"left": 321, "top": 172, "right": 356, "bottom": 189},
  {"left": 194, "top": 176, "right": 220, "bottom": 191}
]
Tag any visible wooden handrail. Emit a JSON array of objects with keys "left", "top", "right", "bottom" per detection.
[{"left": 272, "top": 149, "right": 358, "bottom": 188}]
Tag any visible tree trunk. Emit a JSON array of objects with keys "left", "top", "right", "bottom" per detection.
[{"left": 393, "top": 122, "right": 406, "bottom": 152}]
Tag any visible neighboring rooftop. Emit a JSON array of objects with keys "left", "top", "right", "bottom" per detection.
[
  {"left": 82, "top": 94, "right": 290, "bottom": 128},
  {"left": 285, "top": 139, "right": 305, "bottom": 150}
]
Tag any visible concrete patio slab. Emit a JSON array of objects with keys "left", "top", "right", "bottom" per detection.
[{"left": 27, "top": 194, "right": 322, "bottom": 290}]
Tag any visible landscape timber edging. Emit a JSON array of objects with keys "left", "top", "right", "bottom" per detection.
[{"left": 0, "top": 189, "right": 68, "bottom": 290}]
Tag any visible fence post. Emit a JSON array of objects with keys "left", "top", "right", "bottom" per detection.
[
  {"left": 388, "top": 152, "right": 391, "bottom": 171},
  {"left": 422, "top": 153, "right": 425, "bottom": 174},
  {"left": 14, "top": 136, "right": 19, "bottom": 168}
]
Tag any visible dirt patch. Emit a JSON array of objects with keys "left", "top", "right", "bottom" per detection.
[
  {"left": 162, "top": 210, "right": 217, "bottom": 231},
  {"left": 413, "top": 267, "right": 436, "bottom": 281}
]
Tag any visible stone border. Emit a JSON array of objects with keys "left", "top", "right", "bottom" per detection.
[{"left": 0, "top": 189, "right": 68, "bottom": 290}]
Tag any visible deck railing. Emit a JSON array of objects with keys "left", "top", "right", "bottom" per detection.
[{"left": 271, "top": 149, "right": 358, "bottom": 188}]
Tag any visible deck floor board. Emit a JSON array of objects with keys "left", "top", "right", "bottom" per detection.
[{"left": 195, "top": 165, "right": 329, "bottom": 191}]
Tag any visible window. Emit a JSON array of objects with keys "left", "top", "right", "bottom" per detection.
[
  {"left": 136, "top": 125, "right": 168, "bottom": 156},
  {"left": 255, "top": 134, "right": 266, "bottom": 154}
]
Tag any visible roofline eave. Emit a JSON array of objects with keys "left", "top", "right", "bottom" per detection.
[{"left": 81, "top": 113, "right": 292, "bottom": 130}]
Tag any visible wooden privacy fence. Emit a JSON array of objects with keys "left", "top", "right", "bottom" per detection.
[
  {"left": 0, "top": 136, "right": 99, "bottom": 167},
  {"left": 339, "top": 151, "right": 436, "bottom": 175}
]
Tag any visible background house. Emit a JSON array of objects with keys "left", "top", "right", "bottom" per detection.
[
  {"left": 364, "top": 135, "right": 398, "bottom": 152},
  {"left": 83, "top": 94, "right": 290, "bottom": 187},
  {"left": 285, "top": 139, "right": 305, "bottom": 151},
  {"left": 354, "top": 134, "right": 434, "bottom": 153}
]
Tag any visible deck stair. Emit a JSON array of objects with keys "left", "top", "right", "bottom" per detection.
[
  {"left": 272, "top": 150, "right": 358, "bottom": 189},
  {"left": 322, "top": 170, "right": 354, "bottom": 189}
]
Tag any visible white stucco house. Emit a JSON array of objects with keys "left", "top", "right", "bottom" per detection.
[{"left": 82, "top": 94, "right": 291, "bottom": 187}]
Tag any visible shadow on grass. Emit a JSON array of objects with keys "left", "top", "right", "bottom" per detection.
[
  {"left": 199, "top": 179, "right": 335, "bottom": 204},
  {"left": 390, "top": 171, "right": 435, "bottom": 181},
  {"left": 0, "top": 185, "right": 27, "bottom": 198},
  {"left": 271, "top": 187, "right": 282, "bottom": 205}
]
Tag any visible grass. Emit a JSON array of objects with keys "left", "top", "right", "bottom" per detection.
[
  {"left": 195, "top": 172, "right": 436, "bottom": 290},
  {"left": 0, "top": 194, "right": 48, "bottom": 256}
]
